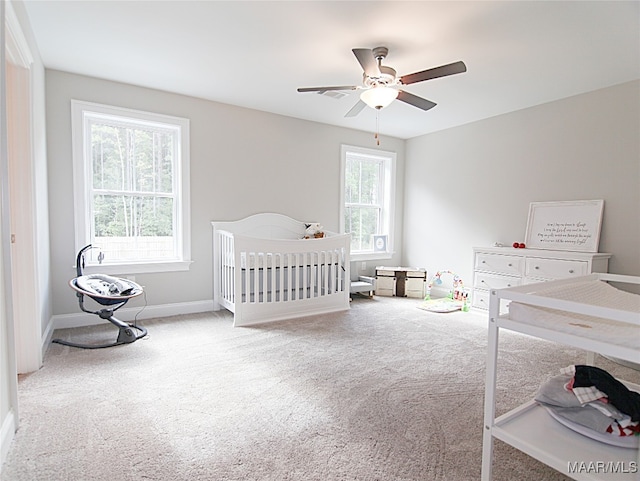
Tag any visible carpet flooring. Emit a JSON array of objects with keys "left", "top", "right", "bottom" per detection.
[{"left": 2, "top": 296, "right": 638, "bottom": 480}]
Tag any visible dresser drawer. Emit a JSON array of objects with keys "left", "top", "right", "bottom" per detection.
[
  {"left": 472, "top": 288, "right": 510, "bottom": 313},
  {"left": 475, "top": 253, "right": 523, "bottom": 276},
  {"left": 406, "top": 278, "right": 425, "bottom": 298},
  {"left": 474, "top": 272, "right": 521, "bottom": 290},
  {"left": 376, "top": 268, "right": 396, "bottom": 278},
  {"left": 376, "top": 276, "right": 395, "bottom": 290},
  {"left": 471, "top": 289, "right": 490, "bottom": 310},
  {"left": 406, "top": 270, "right": 427, "bottom": 279},
  {"left": 525, "top": 258, "right": 588, "bottom": 280}
]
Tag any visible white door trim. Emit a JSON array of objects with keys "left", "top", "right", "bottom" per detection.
[{"left": 5, "top": 0, "right": 41, "bottom": 374}]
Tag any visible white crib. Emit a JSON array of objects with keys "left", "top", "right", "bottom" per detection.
[{"left": 212, "top": 213, "right": 351, "bottom": 327}]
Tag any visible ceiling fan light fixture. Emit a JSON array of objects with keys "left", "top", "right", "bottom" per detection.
[{"left": 360, "top": 86, "right": 398, "bottom": 110}]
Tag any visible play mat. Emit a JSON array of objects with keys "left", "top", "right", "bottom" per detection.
[{"left": 418, "top": 270, "right": 469, "bottom": 313}]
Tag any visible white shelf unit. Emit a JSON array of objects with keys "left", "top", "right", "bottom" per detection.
[
  {"left": 472, "top": 246, "right": 611, "bottom": 312},
  {"left": 481, "top": 273, "right": 640, "bottom": 481}
]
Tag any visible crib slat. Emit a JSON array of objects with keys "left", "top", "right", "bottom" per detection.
[
  {"left": 335, "top": 249, "right": 340, "bottom": 293},
  {"left": 259, "top": 253, "right": 265, "bottom": 303},
  {"left": 287, "top": 253, "right": 292, "bottom": 302},
  {"left": 254, "top": 253, "right": 258, "bottom": 304},
  {"left": 292, "top": 253, "right": 297, "bottom": 301},
  {"left": 228, "top": 235, "right": 233, "bottom": 303},
  {"left": 330, "top": 249, "right": 335, "bottom": 294},
  {"left": 244, "top": 253, "right": 250, "bottom": 304},
  {"left": 296, "top": 253, "right": 304, "bottom": 299},
  {"left": 267, "top": 252, "right": 271, "bottom": 303},
  {"left": 222, "top": 234, "right": 228, "bottom": 303},
  {"left": 323, "top": 250, "right": 328, "bottom": 296},
  {"left": 338, "top": 249, "right": 343, "bottom": 292},
  {"left": 264, "top": 253, "right": 269, "bottom": 303},
  {"left": 311, "top": 251, "right": 317, "bottom": 298},
  {"left": 272, "top": 254, "right": 277, "bottom": 302},
  {"left": 223, "top": 233, "right": 231, "bottom": 304},
  {"left": 230, "top": 237, "right": 234, "bottom": 303},
  {"left": 276, "top": 254, "right": 280, "bottom": 302},
  {"left": 296, "top": 253, "right": 301, "bottom": 300},
  {"left": 327, "top": 249, "right": 332, "bottom": 295},
  {"left": 302, "top": 252, "right": 308, "bottom": 299}
]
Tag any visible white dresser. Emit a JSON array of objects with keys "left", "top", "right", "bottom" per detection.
[{"left": 472, "top": 246, "right": 611, "bottom": 311}]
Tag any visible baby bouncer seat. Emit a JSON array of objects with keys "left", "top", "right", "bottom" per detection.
[{"left": 52, "top": 245, "right": 148, "bottom": 349}]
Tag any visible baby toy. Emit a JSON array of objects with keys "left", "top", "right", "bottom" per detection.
[
  {"left": 419, "top": 270, "right": 469, "bottom": 313},
  {"left": 303, "top": 223, "right": 325, "bottom": 239}
]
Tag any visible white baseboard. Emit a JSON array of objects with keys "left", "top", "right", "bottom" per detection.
[
  {"left": 0, "top": 409, "right": 17, "bottom": 469},
  {"left": 46, "top": 299, "right": 215, "bottom": 333}
]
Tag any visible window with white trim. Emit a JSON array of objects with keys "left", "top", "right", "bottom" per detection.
[
  {"left": 71, "top": 100, "right": 191, "bottom": 274},
  {"left": 340, "top": 145, "right": 395, "bottom": 260}
]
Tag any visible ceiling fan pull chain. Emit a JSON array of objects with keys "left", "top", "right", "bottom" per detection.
[{"left": 375, "top": 110, "right": 380, "bottom": 146}]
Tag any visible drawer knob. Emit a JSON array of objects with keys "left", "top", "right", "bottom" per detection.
[
  {"left": 482, "top": 260, "right": 486, "bottom": 264},
  {"left": 534, "top": 266, "right": 539, "bottom": 270},
  {"left": 508, "top": 263, "right": 512, "bottom": 267},
  {"left": 569, "top": 269, "right": 574, "bottom": 274},
  {"left": 507, "top": 284, "right": 511, "bottom": 287}
]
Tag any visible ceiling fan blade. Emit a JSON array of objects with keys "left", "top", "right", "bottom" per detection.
[
  {"left": 352, "top": 48, "right": 381, "bottom": 78},
  {"left": 397, "top": 90, "right": 437, "bottom": 111},
  {"left": 344, "top": 100, "right": 367, "bottom": 118},
  {"left": 400, "top": 61, "right": 467, "bottom": 85},
  {"left": 297, "top": 85, "right": 358, "bottom": 93}
]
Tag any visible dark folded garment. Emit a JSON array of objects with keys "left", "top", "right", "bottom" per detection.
[{"left": 573, "top": 365, "right": 640, "bottom": 422}]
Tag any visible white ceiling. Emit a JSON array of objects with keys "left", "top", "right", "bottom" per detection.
[{"left": 22, "top": 0, "right": 640, "bottom": 139}]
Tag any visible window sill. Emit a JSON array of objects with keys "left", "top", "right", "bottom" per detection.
[
  {"left": 350, "top": 252, "right": 394, "bottom": 263},
  {"left": 78, "top": 260, "right": 192, "bottom": 276}
]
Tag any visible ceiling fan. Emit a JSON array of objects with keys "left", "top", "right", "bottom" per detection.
[{"left": 297, "top": 47, "right": 467, "bottom": 117}]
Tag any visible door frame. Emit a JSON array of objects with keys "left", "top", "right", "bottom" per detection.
[{"left": 5, "top": 0, "right": 41, "bottom": 374}]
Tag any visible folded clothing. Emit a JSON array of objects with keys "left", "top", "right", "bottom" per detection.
[
  {"left": 535, "top": 373, "right": 630, "bottom": 434},
  {"left": 535, "top": 367, "right": 640, "bottom": 437}
]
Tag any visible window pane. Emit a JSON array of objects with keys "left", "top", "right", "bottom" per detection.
[
  {"left": 93, "top": 194, "right": 175, "bottom": 261},
  {"left": 91, "top": 122, "right": 174, "bottom": 194},
  {"left": 345, "top": 206, "right": 380, "bottom": 251},
  {"left": 345, "top": 157, "right": 381, "bottom": 205},
  {"left": 135, "top": 130, "right": 174, "bottom": 194},
  {"left": 93, "top": 235, "right": 175, "bottom": 262},
  {"left": 93, "top": 194, "right": 174, "bottom": 236}
]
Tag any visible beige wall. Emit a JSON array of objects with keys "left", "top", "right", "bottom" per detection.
[
  {"left": 46, "top": 74, "right": 640, "bottom": 317},
  {"left": 403, "top": 80, "right": 640, "bottom": 286},
  {"left": 45, "top": 70, "right": 406, "bottom": 316}
]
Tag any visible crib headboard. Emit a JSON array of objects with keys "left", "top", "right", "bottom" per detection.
[{"left": 211, "top": 213, "right": 311, "bottom": 240}]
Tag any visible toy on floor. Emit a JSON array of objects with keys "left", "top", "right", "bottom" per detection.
[{"left": 419, "top": 270, "right": 469, "bottom": 313}]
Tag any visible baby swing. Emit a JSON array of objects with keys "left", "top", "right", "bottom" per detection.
[{"left": 52, "top": 245, "right": 148, "bottom": 349}]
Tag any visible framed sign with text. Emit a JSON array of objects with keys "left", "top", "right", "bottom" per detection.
[{"left": 524, "top": 200, "right": 604, "bottom": 252}]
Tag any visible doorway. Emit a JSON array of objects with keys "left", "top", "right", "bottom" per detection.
[{"left": 5, "top": 2, "right": 41, "bottom": 374}]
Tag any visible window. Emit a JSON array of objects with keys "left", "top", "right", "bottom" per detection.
[
  {"left": 340, "top": 145, "right": 395, "bottom": 260},
  {"left": 71, "top": 100, "right": 191, "bottom": 274}
]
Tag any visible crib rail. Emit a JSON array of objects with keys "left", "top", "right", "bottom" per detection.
[{"left": 212, "top": 227, "right": 350, "bottom": 326}]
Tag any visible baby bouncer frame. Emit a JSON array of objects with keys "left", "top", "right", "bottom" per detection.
[{"left": 52, "top": 245, "right": 148, "bottom": 349}]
